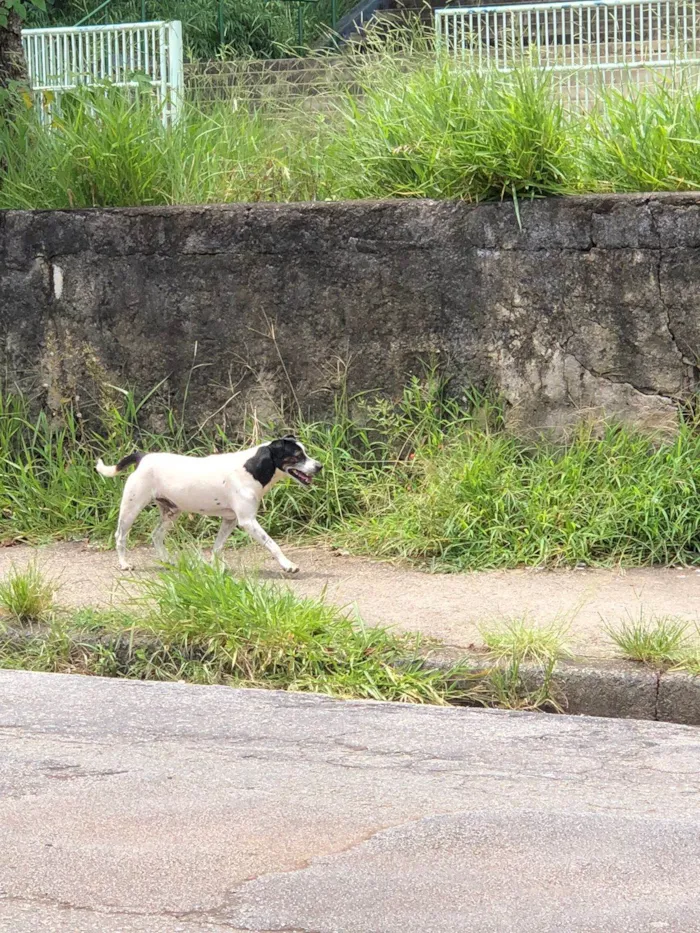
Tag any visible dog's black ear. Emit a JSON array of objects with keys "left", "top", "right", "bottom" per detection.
[{"left": 243, "top": 446, "right": 276, "bottom": 487}]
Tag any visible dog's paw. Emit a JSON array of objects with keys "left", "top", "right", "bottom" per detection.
[
  {"left": 282, "top": 563, "right": 300, "bottom": 575},
  {"left": 118, "top": 562, "right": 135, "bottom": 572}
]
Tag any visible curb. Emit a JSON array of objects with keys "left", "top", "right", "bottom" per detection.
[
  {"left": 3, "top": 626, "right": 699, "bottom": 725},
  {"left": 423, "top": 653, "right": 700, "bottom": 725}
]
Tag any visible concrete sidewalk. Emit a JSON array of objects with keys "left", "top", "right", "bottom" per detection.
[
  {"left": 2, "top": 541, "right": 700, "bottom": 658},
  {"left": 1, "top": 670, "right": 699, "bottom": 932}
]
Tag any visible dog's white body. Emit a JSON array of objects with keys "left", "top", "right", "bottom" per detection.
[{"left": 96, "top": 438, "right": 322, "bottom": 573}]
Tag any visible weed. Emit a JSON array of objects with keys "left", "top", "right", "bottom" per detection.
[
  {"left": 0, "top": 559, "right": 569, "bottom": 711},
  {"left": 0, "top": 558, "right": 475, "bottom": 703},
  {"left": 0, "top": 562, "right": 58, "bottom": 626},
  {"left": 334, "top": 416, "right": 700, "bottom": 571},
  {"left": 335, "top": 62, "right": 579, "bottom": 201},
  {"left": 585, "top": 78, "right": 700, "bottom": 193},
  {"left": 678, "top": 652, "right": 700, "bottom": 675},
  {"left": 605, "top": 613, "right": 691, "bottom": 665},
  {"left": 480, "top": 618, "right": 572, "bottom": 664},
  {"left": 133, "top": 554, "right": 469, "bottom": 701},
  {"left": 469, "top": 618, "right": 567, "bottom": 711},
  {"left": 7, "top": 51, "right": 700, "bottom": 209},
  {"left": 475, "top": 655, "right": 564, "bottom": 713}
]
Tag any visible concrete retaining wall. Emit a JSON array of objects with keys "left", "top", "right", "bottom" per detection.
[{"left": 2, "top": 193, "right": 699, "bottom": 431}]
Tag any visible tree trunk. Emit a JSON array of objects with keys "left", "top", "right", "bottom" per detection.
[{"left": 0, "top": 11, "right": 29, "bottom": 92}]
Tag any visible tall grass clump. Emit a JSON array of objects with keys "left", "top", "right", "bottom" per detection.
[
  {"left": 480, "top": 618, "right": 572, "bottom": 664},
  {"left": 585, "top": 77, "right": 700, "bottom": 192},
  {"left": 0, "top": 87, "right": 328, "bottom": 209},
  {"left": 0, "top": 49, "right": 582, "bottom": 208},
  {"left": 605, "top": 612, "right": 691, "bottom": 665},
  {"left": 336, "top": 411, "right": 700, "bottom": 570},
  {"left": 333, "top": 55, "right": 581, "bottom": 200},
  {"left": 7, "top": 54, "right": 700, "bottom": 207},
  {"left": 129, "top": 555, "right": 465, "bottom": 699},
  {"left": 0, "top": 386, "right": 201, "bottom": 544}
]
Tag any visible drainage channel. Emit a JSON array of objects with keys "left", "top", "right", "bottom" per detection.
[{"left": 423, "top": 654, "right": 700, "bottom": 726}]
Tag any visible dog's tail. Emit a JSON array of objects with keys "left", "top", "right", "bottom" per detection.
[{"left": 96, "top": 451, "right": 144, "bottom": 479}]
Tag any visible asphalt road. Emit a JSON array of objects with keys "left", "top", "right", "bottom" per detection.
[{"left": 1, "top": 670, "right": 699, "bottom": 932}]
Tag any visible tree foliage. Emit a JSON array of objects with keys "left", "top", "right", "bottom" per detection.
[{"left": 0, "top": 0, "right": 47, "bottom": 28}]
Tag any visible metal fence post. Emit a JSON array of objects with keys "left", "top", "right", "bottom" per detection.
[{"left": 167, "top": 19, "right": 184, "bottom": 122}]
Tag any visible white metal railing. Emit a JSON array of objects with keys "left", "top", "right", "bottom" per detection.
[
  {"left": 435, "top": 0, "right": 700, "bottom": 103},
  {"left": 22, "top": 20, "right": 184, "bottom": 123}
]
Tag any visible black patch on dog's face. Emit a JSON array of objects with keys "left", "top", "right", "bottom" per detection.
[
  {"left": 268, "top": 437, "right": 305, "bottom": 471},
  {"left": 244, "top": 437, "right": 303, "bottom": 488},
  {"left": 243, "top": 446, "right": 276, "bottom": 487}
]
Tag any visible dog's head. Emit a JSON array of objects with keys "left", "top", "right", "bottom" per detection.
[{"left": 268, "top": 435, "right": 323, "bottom": 488}]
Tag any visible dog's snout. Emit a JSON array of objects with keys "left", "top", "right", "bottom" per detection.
[{"left": 313, "top": 461, "right": 323, "bottom": 474}]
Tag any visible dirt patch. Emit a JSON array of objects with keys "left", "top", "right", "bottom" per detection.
[{"left": 1, "top": 540, "right": 699, "bottom": 660}]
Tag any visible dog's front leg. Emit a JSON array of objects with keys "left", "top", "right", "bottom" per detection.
[{"left": 239, "top": 517, "right": 299, "bottom": 574}]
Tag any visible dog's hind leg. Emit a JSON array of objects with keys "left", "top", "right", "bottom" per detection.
[
  {"left": 115, "top": 474, "right": 153, "bottom": 571},
  {"left": 212, "top": 518, "right": 238, "bottom": 560},
  {"left": 153, "top": 498, "right": 180, "bottom": 565}
]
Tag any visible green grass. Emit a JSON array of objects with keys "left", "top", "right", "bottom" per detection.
[
  {"left": 472, "top": 617, "right": 569, "bottom": 712},
  {"left": 2, "top": 373, "right": 700, "bottom": 572},
  {"left": 605, "top": 613, "right": 692, "bottom": 666},
  {"left": 0, "top": 562, "right": 58, "bottom": 625},
  {"left": 0, "top": 556, "right": 474, "bottom": 702},
  {"left": 0, "top": 90, "right": 326, "bottom": 209},
  {"left": 584, "top": 81, "right": 700, "bottom": 192},
  {"left": 332, "top": 413, "right": 700, "bottom": 572},
  {"left": 332, "top": 61, "right": 579, "bottom": 201},
  {"left": 679, "top": 653, "right": 700, "bottom": 675},
  {"left": 480, "top": 618, "right": 572, "bottom": 665},
  {"left": 5, "top": 54, "right": 700, "bottom": 209},
  {"left": 472, "top": 655, "right": 564, "bottom": 712},
  {"left": 133, "top": 554, "right": 463, "bottom": 698},
  {"left": 0, "top": 558, "right": 564, "bottom": 710}
]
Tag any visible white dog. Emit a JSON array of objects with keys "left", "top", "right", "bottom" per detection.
[{"left": 96, "top": 436, "right": 322, "bottom": 573}]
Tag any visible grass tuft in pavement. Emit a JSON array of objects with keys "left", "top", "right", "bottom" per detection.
[
  {"left": 0, "top": 562, "right": 58, "bottom": 626},
  {"left": 605, "top": 613, "right": 691, "bottom": 666}
]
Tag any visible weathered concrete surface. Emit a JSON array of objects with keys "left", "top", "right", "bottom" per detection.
[
  {"left": 2, "top": 193, "right": 700, "bottom": 432},
  {"left": 1, "top": 671, "right": 700, "bottom": 933},
  {"left": 429, "top": 653, "right": 664, "bottom": 722},
  {"left": 657, "top": 670, "right": 700, "bottom": 726}
]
